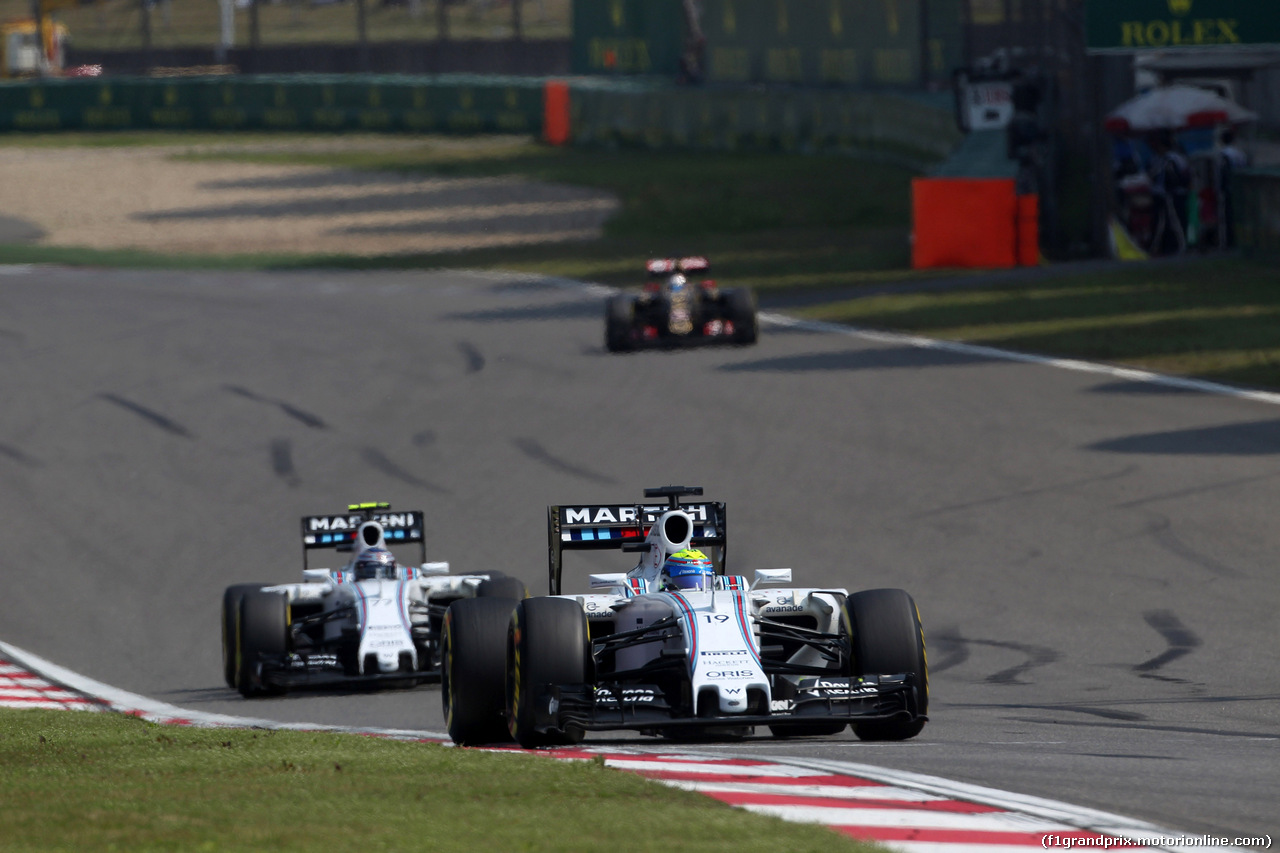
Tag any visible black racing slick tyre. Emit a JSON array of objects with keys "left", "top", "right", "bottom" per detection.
[
  {"left": 605, "top": 295, "right": 635, "bottom": 353},
  {"left": 726, "top": 288, "right": 759, "bottom": 345},
  {"left": 222, "top": 583, "right": 264, "bottom": 689},
  {"left": 236, "top": 590, "right": 289, "bottom": 698},
  {"left": 506, "top": 597, "right": 589, "bottom": 749},
  {"left": 442, "top": 598, "right": 518, "bottom": 746},
  {"left": 476, "top": 576, "right": 528, "bottom": 601},
  {"left": 843, "top": 588, "right": 928, "bottom": 741}
]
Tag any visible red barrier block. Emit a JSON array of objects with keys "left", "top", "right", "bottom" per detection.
[
  {"left": 912, "top": 178, "right": 1017, "bottom": 269},
  {"left": 543, "top": 81, "right": 571, "bottom": 146}
]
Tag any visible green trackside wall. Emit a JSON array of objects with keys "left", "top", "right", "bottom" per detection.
[
  {"left": 0, "top": 74, "right": 962, "bottom": 167},
  {"left": 571, "top": 84, "right": 961, "bottom": 166},
  {"left": 0, "top": 75, "right": 546, "bottom": 133},
  {"left": 1236, "top": 169, "right": 1280, "bottom": 258}
]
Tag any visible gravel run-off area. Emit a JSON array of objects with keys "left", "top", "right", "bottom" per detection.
[{"left": 0, "top": 138, "right": 618, "bottom": 256}]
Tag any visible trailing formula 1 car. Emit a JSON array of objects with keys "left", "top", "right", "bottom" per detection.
[
  {"left": 221, "top": 502, "right": 526, "bottom": 698},
  {"left": 605, "top": 256, "right": 759, "bottom": 352},
  {"left": 442, "top": 487, "right": 927, "bottom": 747}
]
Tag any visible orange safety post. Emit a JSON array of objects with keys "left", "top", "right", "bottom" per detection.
[
  {"left": 1016, "top": 193, "right": 1039, "bottom": 267},
  {"left": 543, "top": 80, "right": 571, "bottom": 146},
  {"left": 912, "top": 178, "right": 1018, "bottom": 269}
]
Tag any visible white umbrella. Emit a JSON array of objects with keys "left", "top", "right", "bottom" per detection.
[{"left": 1105, "top": 85, "right": 1256, "bottom": 134}]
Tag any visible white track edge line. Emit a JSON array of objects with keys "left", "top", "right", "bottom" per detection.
[{"left": 0, "top": 640, "right": 449, "bottom": 741}]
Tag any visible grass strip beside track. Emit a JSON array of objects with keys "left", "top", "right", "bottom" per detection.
[
  {"left": 795, "top": 257, "right": 1280, "bottom": 391},
  {"left": 0, "top": 707, "right": 882, "bottom": 853}
]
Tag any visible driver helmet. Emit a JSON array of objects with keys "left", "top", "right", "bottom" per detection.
[
  {"left": 354, "top": 547, "right": 397, "bottom": 581},
  {"left": 667, "top": 273, "right": 688, "bottom": 291},
  {"left": 662, "top": 548, "right": 714, "bottom": 592}
]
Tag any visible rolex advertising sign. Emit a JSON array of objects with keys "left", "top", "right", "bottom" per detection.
[{"left": 1086, "top": 0, "right": 1280, "bottom": 53}]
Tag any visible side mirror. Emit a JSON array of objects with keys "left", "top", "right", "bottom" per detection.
[
  {"left": 589, "top": 573, "right": 630, "bottom": 589},
  {"left": 419, "top": 562, "right": 450, "bottom": 576},
  {"left": 751, "top": 568, "right": 792, "bottom": 588},
  {"left": 303, "top": 568, "right": 332, "bottom": 583}
]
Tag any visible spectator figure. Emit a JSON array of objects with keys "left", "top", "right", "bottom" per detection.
[
  {"left": 1147, "top": 130, "right": 1190, "bottom": 255},
  {"left": 1219, "top": 129, "right": 1248, "bottom": 248}
]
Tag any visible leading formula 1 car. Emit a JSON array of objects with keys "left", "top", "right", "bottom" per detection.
[
  {"left": 605, "top": 256, "right": 759, "bottom": 352},
  {"left": 221, "top": 502, "right": 526, "bottom": 698},
  {"left": 441, "top": 487, "right": 927, "bottom": 747}
]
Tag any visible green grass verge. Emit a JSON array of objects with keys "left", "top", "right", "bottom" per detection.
[
  {"left": 0, "top": 707, "right": 880, "bottom": 853},
  {"left": 797, "top": 257, "right": 1280, "bottom": 390}
]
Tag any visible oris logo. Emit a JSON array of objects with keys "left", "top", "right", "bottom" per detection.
[{"left": 704, "top": 670, "right": 754, "bottom": 679}]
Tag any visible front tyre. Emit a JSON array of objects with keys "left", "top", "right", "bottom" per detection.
[
  {"left": 843, "top": 588, "right": 927, "bottom": 741},
  {"left": 725, "top": 288, "right": 759, "bottom": 345},
  {"left": 222, "top": 583, "right": 264, "bottom": 689},
  {"left": 442, "top": 598, "right": 518, "bottom": 746},
  {"left": 236, "top": 590, "right": 289, "bottom": 698},
  {"left": 506, "top": 597, "right": 589, "bottom": 748},
  {"left": 605, "top": 295, "right": 636, "bottom": 353}
]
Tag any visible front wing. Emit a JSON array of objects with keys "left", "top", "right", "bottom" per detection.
[
  {"left": 252, "top": 652, "right": 439, "bottom": 691},
  {"left": 530, "top": 674, "right": 924, "bottom": 734}
]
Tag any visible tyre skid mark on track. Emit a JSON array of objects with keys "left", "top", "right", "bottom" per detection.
[
  {"left": 98, "top": 393, "right": 193, "bottom": 439},
  {"left": 224, "top": 385, "right": 329, "bottom": 430},
  {"left": 0, "top": 640, "right": 1237, "bottom": 853},
  {"left": 1135, "top": 610, "right": 1202, "bottom": 675}
]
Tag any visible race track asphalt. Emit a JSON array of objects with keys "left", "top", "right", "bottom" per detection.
[{"left": 0, "top": 264, "right": 1275, "bottom": 839}]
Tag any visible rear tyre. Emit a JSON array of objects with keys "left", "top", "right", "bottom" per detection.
[
  {"left": 605, "top": 295, "right": 635, "bottom": 353},
  {"left": 843, "top": 588, "right": 927, "bottom": 741},
  {"left": 442, "top": 598, "right": 519, "bottom": 746},
  {"left": 725, "top": 288, "right": 759, "bottom": 345},
  {"left": 507, "top": 597, "right": 589, "bottom": 748},
  {"left": 476, "top": 576, "right": 528, "bottom": 601},
  {"left": 236, "top": 590, "right": 289, "bottom": 698},
  {"left": 222, "top": 583, "right": 264, "bottom": 689}
]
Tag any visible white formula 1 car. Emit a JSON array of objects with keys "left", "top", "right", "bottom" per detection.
[
  {"left": 441, "top": 487, "right": 927, "bottom": 747},
  {"left": 221, "top": 502, "right": 526, "bottom": 698}
]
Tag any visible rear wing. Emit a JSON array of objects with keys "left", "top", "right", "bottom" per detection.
[
  {"left": 646, "top": 256, "right": 709, "bottom": 277},
  {"left": 547, "top": 499, "right": 726, "bottom": 595},
  {"left": 300, "top": 507, "right": 426, "bottom": 569}
]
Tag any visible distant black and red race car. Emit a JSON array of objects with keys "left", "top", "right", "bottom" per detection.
[{"left": 605, "top": 256, "right": 759, "bottom": 352}]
